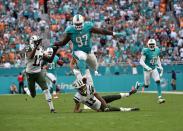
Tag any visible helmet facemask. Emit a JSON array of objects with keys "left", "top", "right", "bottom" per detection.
[
  {"left": 73, "top": 14, "right": 84, "bottom": 31},
  {"left": 147, "top": 39, "right": 156, "bottom": 50}
]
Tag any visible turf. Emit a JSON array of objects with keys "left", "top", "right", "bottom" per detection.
[{"left": 0, "top": 93, "right": 183, "bottom": 131}]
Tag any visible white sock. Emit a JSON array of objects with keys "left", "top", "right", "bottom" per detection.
[
  {"left": 85, "top": 69, "right": 94, "bottom": 86},
  {"left": 24, "top": 87, "right": 31, "bottom": 96},
  {"left": 120, "top": 93, "right": 130, "bottom": 98},
  {"left": 120, "top": 107, "right": 131, "bottom": 112},
  {"left": 43, "top": 89, "right": 54, "bottom": 110}
]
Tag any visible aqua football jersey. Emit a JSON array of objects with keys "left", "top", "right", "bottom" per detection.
[
  {"left": 42, "top": 55, "right": 59, "bottom": 75},
  {"left": 142, "top": 47, "right": 160, "bottom": 70},
  {"left": 64, "top": 22, "right": 94, "bottom": 53}
]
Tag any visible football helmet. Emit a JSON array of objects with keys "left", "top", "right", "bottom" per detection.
[
  {"left": 147, "top": 39, "right": 156, "bottom": 50},
  {"left": 72, "top": 79, "right": 85, "bottom": 89},
  {"left": 29, "top": 35, "right": 42, "bottom": 47},
  {"left": 72, "top": 14, "right": 84, "bottom": 30},
  {"left": 44, "top": 47, "right": 53, "bottom": 57}
]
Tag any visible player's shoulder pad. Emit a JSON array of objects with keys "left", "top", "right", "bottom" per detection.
[
  {"left": 142, "top": 47, "right": 149, "bottom": 55},
  {"left": 84, "top": 21, "right": 94, "bottom": 30},
  {"left": 155, "top": 47, "right": 160, "bottom": 54},
  {"left": 64, "top": 25, "right": 75, "bottom": 33}
]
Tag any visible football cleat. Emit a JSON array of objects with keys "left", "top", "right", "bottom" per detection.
[
  {"left": 50, "top": 109, "right": 57, "bottom": 113},
  {"left": 158, "top": 98, "right": 166, "bottom": 104}
]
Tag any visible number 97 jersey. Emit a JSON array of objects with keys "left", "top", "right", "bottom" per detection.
[
  {"left": 65, "top": 22, "right": 94, "bottom": 54},
  {"left": 142, "top": 47, "right": 160, "bottom": 71}
]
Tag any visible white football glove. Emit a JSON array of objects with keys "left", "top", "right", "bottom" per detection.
[{"left": 146, "top": 66, "right": 152, "bottom": 72}]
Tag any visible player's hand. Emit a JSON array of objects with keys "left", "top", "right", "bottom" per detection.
[
  {"left": 35, "top": 39, "right": 42, "bottom": 46},
  {"left": 113, "top": 32, "right": 123, "bottom": 37},
  {"left": 146, "top": 66, "right": 152, "bottom": 72},
  {"left": 57, "top": 59, "right": 64, "bottom": 66}
]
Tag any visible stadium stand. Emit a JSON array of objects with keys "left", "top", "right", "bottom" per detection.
[{"left": 0, "top": 0, "right": 182, "bottom": 67}]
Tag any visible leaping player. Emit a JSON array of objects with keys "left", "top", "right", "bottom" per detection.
[{"left": 52, "top": 14, "right": 123, "bottom": 83}]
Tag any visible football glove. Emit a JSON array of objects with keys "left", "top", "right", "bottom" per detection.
[
  {"left": 159, "top": 66, "right": 163, "bottom": 77},
  {"left": 146, "top": 66, "right": 152, "bottom": 72}
]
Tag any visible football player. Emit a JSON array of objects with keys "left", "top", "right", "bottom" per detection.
[
  {"left": 25, "top": 35, "right": 56, "bottom": 113},
  {"left": 53, "top": 14, "right": 123, "bottom": 79},
  {"left": 72, "top": 78, "right": 140, "bottom": 113},
  {"left": 136, "top": 39, "right": 165, "bottom": 104},
  {"left": 42, "top": 47, "right": 63, "bottom": 99}
]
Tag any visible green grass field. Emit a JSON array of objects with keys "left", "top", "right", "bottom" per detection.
[{"left": 0, "top": 93, "right": 183, "bottom": 131}]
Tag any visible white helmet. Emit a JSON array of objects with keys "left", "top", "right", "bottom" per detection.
[
  {"left": 44, "top": 47, "right": 53, "bottom": 57},
  {"left": 72, "top": 14, "right": 84, "bottom": 30},
  {"left": 72, "top": 79, "right": 85, "bottom": 89},
  {"left": 147, "top": 39, "right": 156, "bottom": 50},
  {"left": 29, "top": 35, "right": 42, "bottom": 46}
]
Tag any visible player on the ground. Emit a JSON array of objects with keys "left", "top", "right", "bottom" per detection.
[
  {"left": 72, "top": 78, "right": 139, "bottom": 113},
  {"left": 25, "top": 35, "right": 56, "bottom": 113},
  {"left": 136, "top": 39, "right": 165, "bottom": 104},
  {"left": 42, "top": 47, "right": 63, "bottom": 99},
  {"left": 53, "top": 14, "right": 123, "bottom": 80}
]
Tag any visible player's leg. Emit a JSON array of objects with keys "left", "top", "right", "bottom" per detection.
[
  {"left": 101, "top": 104, "right": 139, "bottom": 112},
  {"left": 152, "top": 69, "right": 165, "bottom": 103},
  {"left": 101, "top": 91, "right": 135, "bottom": 104},
  {"left": 86, "top": 53, "right": 100, "bottom": 76},
  {"left": 84, "top": 68, "right": 94, "bottom": 86},
  {"left": 73, "top": 50, "right": 88, "bottom": 75},
  {"left": 26, "top": 73, "right": 36, "bottom": 97},
  {"left": 46, "top": 73, "right": 58, "bottom": 99},
  {"left": 36, "top": 71, "right": 56, "bottom": 113}
]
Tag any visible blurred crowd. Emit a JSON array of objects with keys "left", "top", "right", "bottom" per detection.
[{"left": 0, "top": 0, "right": 183, "bottom": 68}]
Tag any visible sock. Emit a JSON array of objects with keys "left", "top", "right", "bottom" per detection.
[
  {"left": 84, "top": 69, "right": 94, "bottom": 86},
  {"left": 120, "top": 93, "right": 129, "bottom": 98},
  {"left": 120, "top": 107, "right": 131, "bottom": 112},
  {"left": 24, "top": 87, "right": 31, "bottom": 96},
  {"left": 156, "top": 82, "right": 162, "bottom": 98},
  {"left": 43, "top": 89, "right": 54, "bottom": 110}
]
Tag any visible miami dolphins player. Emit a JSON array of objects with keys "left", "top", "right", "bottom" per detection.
[
  {"left": 136, "top": 39, "right": 165, "bottom": 104},
  {"left": 25, "top": 35, "right": 56, "bottom": 113},
  {"left": 42, "top": 47, "right": 63, "bottom": 99},
  {"left": 72, "top": 78, "right": 139, "bottom": 113},
  {"left": 53, "top": 14, "right": 123, "bottom": 81}
]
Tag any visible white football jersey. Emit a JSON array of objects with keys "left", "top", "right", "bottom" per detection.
[
  {"left": 73, "top": 85, "right": 101, "bottom": 110},
  {"left": 25, "top": 45, "right": 44, "bottom": 73}
]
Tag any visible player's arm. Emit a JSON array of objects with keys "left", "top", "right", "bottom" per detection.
[
  {"left": 91, "top": 27, "right": 113, "bottom": 36},
  {"left": 47, "top": 33, "right": 71, "bottom": 63},
  {"left": 91, "top": 27, "right": 123, "bottom": 37},
  {"left": 157, "top": 56, "right": 163, "bottom": 77},
  {"left": 139, "top": 55, "right": 152, "bottom": 71},
  {"left": 26, "top": 44, "right": 39, "bottom": 59},
  {"left": 94, "top": 92, "right": 107, "bottom": 107},
  {"left": 73, "top": 99, "right": 82, "bottom": 113}
]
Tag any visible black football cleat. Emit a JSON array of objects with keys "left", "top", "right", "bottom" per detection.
[{"left": 50, "top": 109, "right": 57, "bottom": 113}]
